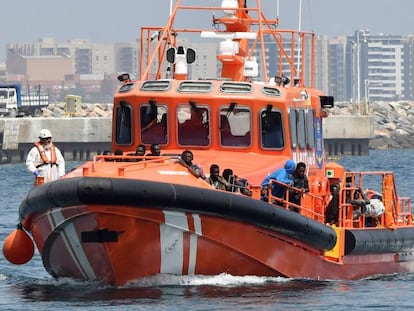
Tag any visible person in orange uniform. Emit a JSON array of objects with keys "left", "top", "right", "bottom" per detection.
[{"left": 26, "top": 129, "right": 65, "bottom": 183}]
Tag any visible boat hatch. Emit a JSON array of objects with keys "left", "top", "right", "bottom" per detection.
[
  {"left": 177, "top": 81, "right": 213, "bottom": 93},
  {"left": 140, "top": 80, "right": 171, "bottom": 91},
  {"left": 220, "top": 82, "right": 252, "bottom": 93},
  {"left": 118, "top": 82, "right": 135, "bottom": 93},
  {"left": 262, "top": 87, "right": 282, "bottom": 97}
]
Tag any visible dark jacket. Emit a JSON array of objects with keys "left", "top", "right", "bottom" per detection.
[{"left": 289, "top": 171, "right": 309, "bottom": 205}]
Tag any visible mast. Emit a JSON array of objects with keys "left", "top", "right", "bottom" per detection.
[{"left": 296, "top": 0, "right": 302, "bottom": 81}]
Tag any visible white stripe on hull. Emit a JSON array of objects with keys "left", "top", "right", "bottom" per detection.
[
  {"left": 161, "top": 211, "right": 202, "bottom": 275},
  {"left": 189, "top": 214, "right": 201, "bottom": 275},
  {"left": 47, "top": 210, "right": 96, "bottom": 280}
]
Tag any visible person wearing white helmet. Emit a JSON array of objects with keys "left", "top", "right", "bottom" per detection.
[{"left": 26, "top": 129, "right": 65, "bottom": 183}]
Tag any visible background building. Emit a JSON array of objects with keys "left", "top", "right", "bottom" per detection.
[
  {"left": 2, "top": 32, "right": 414, "bottom": 103},
  {"left": 330, "top": 31, "right": 411, "bottom": 103}
]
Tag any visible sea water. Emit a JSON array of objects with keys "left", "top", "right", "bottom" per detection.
[{"left": 0, "top": 149, "right": 413, "bottom": 310}]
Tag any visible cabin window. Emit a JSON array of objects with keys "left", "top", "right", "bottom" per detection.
[
  {"left": 177, "top": 103, "right": 209, "bottom": 146},
  {"left": 140, "top": 101, "right": 168, "bottom": 145},
  {"left": 289, "top": 108, "right": 315, "bottom": 150},
  {"left": 219, "top": 106, "right": 251, "bottom": 147},
  {"left": 305, "top": 109, "right": 315, "bottom": 148},
  {"left": 115, "top": 101, "right": 133, "bottom": 145},
  {"left": 177, "top": 81, "right": 212, "bottom": 93},
  {"left": 260, "top": 108, "right": 284, "bottom": 149},
  {"left": 297, "top": 109, "right": 306, "bottom": 149},
  {"left": 288, "top": 109, "right": 297, "bottom": 149}
]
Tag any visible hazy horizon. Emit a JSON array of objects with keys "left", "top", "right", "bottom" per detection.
[{"left": 1, "top": 0, "right": 413, "bottom": 61}]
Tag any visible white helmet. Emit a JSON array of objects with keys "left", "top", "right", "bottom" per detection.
[{"left": 39, "top": 129, "right": 52, "bottom": 139}]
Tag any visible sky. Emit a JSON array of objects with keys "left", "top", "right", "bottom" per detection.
[{"left": 1, "top": 0, "right": 413, "bottom": 61}]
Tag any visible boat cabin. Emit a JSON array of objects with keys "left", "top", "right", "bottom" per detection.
[{"left": 112, "top": 78, "right": 333, "bottom": 161}]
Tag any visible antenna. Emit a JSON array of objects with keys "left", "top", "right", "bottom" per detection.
[
  {"left": 296, "top": 0, "right": 302, "bottom": 77},
  {"left": 276, "top": 0, "right": 280, "bottom": 18}
]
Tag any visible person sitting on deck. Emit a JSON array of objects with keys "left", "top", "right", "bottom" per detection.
[
  {"left": 206, "top": 164, "right": 229, "bottom": 190},
  {"left": 176, "top": 150, "right": 206, "bottom": 179},
  {"left": 127, "top": 144, "right": 146, "bottom": 161},
  {"left": 134, "top": 144, "right": 146, "bottom": 156},
  {"left": 261, "top": 160, "right": 295, "bottom": 202},
  {"left": 146, "top": 144, "right": 161, "bottom": 156},
  {"left": 113, "top": 149, "right": 124, "bottom": 162},
  {"left": 345, "top": 176, "right": 370, "bottom": 219},
  {"left": 223, "top": 168, "right": 252, "bottom": 196}
]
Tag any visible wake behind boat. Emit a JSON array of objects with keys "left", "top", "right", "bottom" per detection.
[{"left": 3, "top": 0, "right": 414, "bottom": 285}]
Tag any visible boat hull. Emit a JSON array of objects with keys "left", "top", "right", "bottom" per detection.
[{"left": 20, "top": 177, "right": 414, "bottom": 285}]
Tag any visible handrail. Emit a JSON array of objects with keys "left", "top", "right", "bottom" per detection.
[
  {"left": 91, "top": 154, "right": 175, "bottom": 176},
  {"left": 139, "top": 2, "right": 315, "bottom": 85},
  {"left": 266, "top": 179, "right": 325, "bottom": 222},
  {"left": 263, "top": 171, "right": 413, "bottom": 229}
]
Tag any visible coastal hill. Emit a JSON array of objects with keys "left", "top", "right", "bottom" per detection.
[{"left": 42, "top": 101, "right": 414, "bottom": 150}]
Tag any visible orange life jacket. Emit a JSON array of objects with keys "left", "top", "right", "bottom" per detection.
[{"left": 34, "top": 141, "right": 57, "bottom": 168}]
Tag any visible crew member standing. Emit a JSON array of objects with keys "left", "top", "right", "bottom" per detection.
[{"left": 26, "top": 129, "right": 65, "bottom": 183}]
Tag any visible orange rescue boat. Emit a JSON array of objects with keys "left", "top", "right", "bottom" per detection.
[{"left": 4, "top": 0, "right": 414, "bottom": 285}]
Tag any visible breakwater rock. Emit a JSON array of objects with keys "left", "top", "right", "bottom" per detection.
[
  {"left": 330, "top": 101, "right": 414, "bottom": 149},
  {"left": 41, "top": 102, "right": 113, "bottom": 118}
]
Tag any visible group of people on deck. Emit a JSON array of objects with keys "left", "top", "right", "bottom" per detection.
[
  {"left": 25, "top": 130, "right": 298, "bottom": 203},
  {"left": 261, "top": 160, "right": 310, "bottom": 212},
  {"left": 204, "top": 164, "right": 251, "bottom": 196},
  {"left": 177, "top": 150, "right": 251, "bottom": 196}
]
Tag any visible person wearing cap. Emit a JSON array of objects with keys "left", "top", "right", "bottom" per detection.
[
  {"left": 261, "top": 159, "right": 296, "bottom": 201},
  {"left": 26, "top": 129, "right": 65, "bottom": 183}
]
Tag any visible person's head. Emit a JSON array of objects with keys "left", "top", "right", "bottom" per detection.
[
  {"left": 135, "top": 144, "right": 146, "bottom": 156},
  {"left": 295, "top": 162, "right": 306, "bottom": 176},
  {"left": 38, "top": 129, "right": 52, "bottom": 146},
  {"left": 181, "top": 150, "right": 193, "bottom": 165},
  {"left": 113, "top": 149, "right": 123, "bottom": 162},
  {"left": 209, "top": 164, "right": 220, "bottom": 181},
  {"left": 284, "top": 159, "right": 296, "bottom": 174},
  {"left": 150, "top": 144, "right": 161, "bottom": 156},
  {"left": 222, "top": 168, "right": 233, "bottom": 181}
]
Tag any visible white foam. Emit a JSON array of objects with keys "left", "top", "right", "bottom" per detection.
[{"left": 124, "top": 273, "right": 290, "bottom": 288}]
